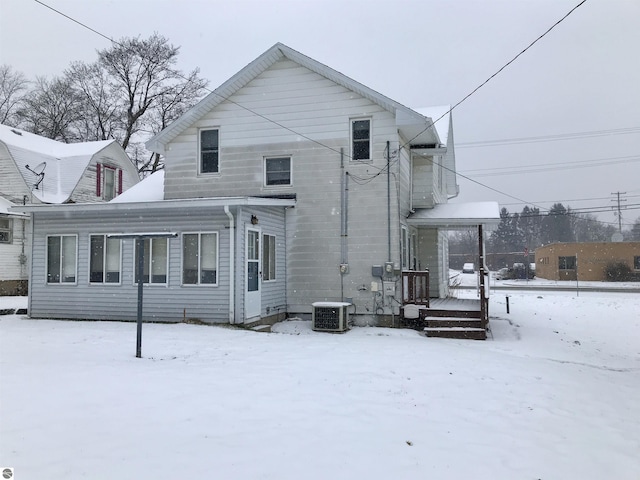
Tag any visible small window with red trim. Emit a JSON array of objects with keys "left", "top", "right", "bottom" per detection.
[{"left": 97, "top": 163, "right": 123, "bottom": 201}]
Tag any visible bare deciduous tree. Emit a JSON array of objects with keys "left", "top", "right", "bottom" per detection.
[
  {"left": 0, "top": 65, "right": 29, "bottom": 126},
  {"left": 9, "top": 34, "right": 207, "bottom": 175},
  {"left": 19, "top": 76, "right": 81, "bottom": 142}
]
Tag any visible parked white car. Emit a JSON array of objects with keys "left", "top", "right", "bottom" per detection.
[{"left": 462, "top": 263, "right": 475, "bottom": 273}]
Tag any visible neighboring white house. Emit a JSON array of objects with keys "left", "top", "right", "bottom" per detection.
[
  {"left": 16, "top": 43, "right": 498, "bottom": 327},
  {"left": 0, "top": 124, "right": 138, "bottom": 295}
]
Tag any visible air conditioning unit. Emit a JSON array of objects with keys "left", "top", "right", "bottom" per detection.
[{"left": 312, "top": 302, "right": 350, "bottom": 332}]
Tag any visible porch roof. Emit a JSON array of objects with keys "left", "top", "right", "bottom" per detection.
[
  {"left": 12, "top": 195, "right": 296, "bottom": 215},
  {"left": 407, "top": 201, "right": 500, "bottom": 228}
]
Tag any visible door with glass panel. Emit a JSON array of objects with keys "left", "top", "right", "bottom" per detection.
[{"left": 245, "top": 227, "right": 261, "bottom": 319}]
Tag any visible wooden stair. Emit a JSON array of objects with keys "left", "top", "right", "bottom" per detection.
[
  {"left": 422, "top": 316, "right": 486, "bottom": 340},
  {"left": 401, "top": 307, "right": 488, "bottom": 340}
]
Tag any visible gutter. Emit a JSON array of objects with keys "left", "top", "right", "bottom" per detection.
[{"left": 224, "top": 205, "right": 235, "bottom": 324}]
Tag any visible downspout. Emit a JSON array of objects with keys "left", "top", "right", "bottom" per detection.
[
  {"left": 387, "top": 141, "right": 391, "bottom": 263},
  {"left": 340, "top": 148, "right": 347, "bottom": 301},
  {"left": 224, "top": 205, "right": 235, "bottom": 324}
]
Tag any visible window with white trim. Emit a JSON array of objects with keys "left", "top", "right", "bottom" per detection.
[
  {"left": 351, "top": 118, "right": 371, "bottom": 161},
  {"left": 90, "top": 235, "right": 121, "bottom": 283},
  {"left": 264, "top": 156, "right": 291, "bottom": 186},
  {"left": 262, "top": 234, "right": 276, "bottom": 281},
  {"left": 182, "top": 233, "right": 218, "bottom": 285},
  {"left": 401, "top": 227, "right": 409, "bottom": 270},
  {"left": 134, "top": 238, "right": 169, "bottom": 285},
  {"left": 0, "top": 218, "right": 12, "bottom": 243},
  {"left": 47, "top": 235, "right": 77, "bottom": 283},
  {"left": 200, "top": 129, "right": 219, "bottom": 174}
]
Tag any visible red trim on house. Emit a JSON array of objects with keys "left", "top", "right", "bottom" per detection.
[{"left": 96, "top": 163, "right": 101, "bottom": 197}]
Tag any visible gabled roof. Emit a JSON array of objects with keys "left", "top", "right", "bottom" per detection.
[
  {"left": 146, "top": 43, "right": 441, "bottom": 153},
  {"left": 414, "top": 106, "right": 451, "bottom": 146},
  {"left": 0, "top": 124, "right": 117, "bottom": 204}
]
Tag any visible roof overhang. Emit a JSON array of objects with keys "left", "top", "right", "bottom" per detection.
[
  {"left": 407, "top": 201, "right": 500, "bottom": 228},
  {"left": 12, "top": 196, "right": 296, "bottom": 215}
]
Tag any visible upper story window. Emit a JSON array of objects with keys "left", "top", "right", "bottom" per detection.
[
  {"left": 0, "top": 218, "right": 12, "bottom": 244},
  {"left": 47, "top": 235, "right": 77, "bottom": 284},
  {"left": 200, "top": 129, "right": 219, "bottom": 174},
  {"left": 634, "top": 256, "right": 640, "bottom": 270},
  {"left": 96, "top": 163, "right": 122, "bottom": 201},
  {"left": 351, "top": 118, "right": 371, "bottom": 161},
  {"left": 90, "top": 234, "right": 122, "bottom": 284},
  {"left": 264, "top": 156, "right": 291, "bottom": 186}
]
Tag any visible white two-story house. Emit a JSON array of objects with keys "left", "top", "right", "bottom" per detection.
[
  {"left": 17, "top": 43, "right": 498, "bottom": 331},
  {"left": 0, "top": 124, "right": 138, "bottom": 295}
]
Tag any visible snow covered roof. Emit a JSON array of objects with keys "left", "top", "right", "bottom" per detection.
[
  {"left": 407, "top": 201, "right": 500, "bottom": 227},
  {"left": 110, "top": 170, "right": 165, "bottom": 203},
  {"left": 0, "top": 196, "right": 27, "bottom": 217},
  {"left": 0, "top": 124, "right": 116, "bottom": 204},
  {"left": 147, "top": 43, "right": 440, "bottom": 153},
  {"left": 414, "top": 106, "right": 451, "bottom": 146}
]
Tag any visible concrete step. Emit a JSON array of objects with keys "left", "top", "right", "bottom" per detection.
[{"left": 251, "top": 324, "right": 272, "bottom": 333}]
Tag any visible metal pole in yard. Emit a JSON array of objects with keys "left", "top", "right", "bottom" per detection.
[
  {"left": 506, "top": 295, "right": 510, "bottom": 314},
  {"left": 136, "top": 237, "right": 144, "bottom": 358}
]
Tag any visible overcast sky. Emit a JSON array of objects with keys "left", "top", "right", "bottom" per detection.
[{"left": 1, "top": 0, "right": 638, "bottom": 227}]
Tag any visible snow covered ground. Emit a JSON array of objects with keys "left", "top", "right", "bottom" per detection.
[{"left": 1, "top": 288, "right": 639, "bottom": 480}]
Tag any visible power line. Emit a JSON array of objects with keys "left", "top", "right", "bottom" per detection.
[
  {"left": 457, "top": 126, "right": 640, "bottom": 148},
  {"left": 460, "top": 154, "right": 639, "bottom": 178},
  {"left": 501, "top": 193, "right": 640, "bottom": 207},
  {"left": 400, "top": 0, "right": 588, "bottom": 150},
  {"left": 35, "top": 0, "right": 589, "bottom": 217}
]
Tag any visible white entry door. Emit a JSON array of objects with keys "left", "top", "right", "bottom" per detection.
[{"left": 245, "top": 227, "right": 261, "bottom": 320}]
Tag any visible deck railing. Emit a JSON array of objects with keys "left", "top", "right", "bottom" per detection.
[{"left": 401, "top": 270, "right": 430, "bottom": 306}]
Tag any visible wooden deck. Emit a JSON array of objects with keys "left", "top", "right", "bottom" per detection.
[
  {"left": 429, "top": 298, "right": 481, "bottom": 311},
  {"left": 400, "top": 273, "right": 488, "bottom": 340}
]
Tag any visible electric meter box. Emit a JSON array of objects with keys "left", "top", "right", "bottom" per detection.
[{"left": 371, "top": 265, "right": 384, "bottom": 277}]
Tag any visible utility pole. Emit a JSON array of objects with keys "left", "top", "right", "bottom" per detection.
[{"left": 611, "top": 192, "right": 627, "bottom": 233}]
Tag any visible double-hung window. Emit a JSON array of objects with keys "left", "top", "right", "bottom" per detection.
[
  {"left": 200, "top": 129, "right": 219, "bottom": 174},
  {"left": 47, "top": 235, "right": 77, "bottom": 283},
  {"left": 134, "top": 238, "right": 168, "bottom": 285},
  {"left": 0, "top": 218, "right": 12, "bottom": 243},
  {"left": 182, "top": 233, "right": 218, "bottom": 285},
  {"left": 96, "top": 163, "right": 122, "bottom": 201},
  {"left": 90, "top": 234, "right": 122, "bottom": 283},
  {"left": 351, "top": 118, "right": 371, "bottom": 161},
  {"left": 262, "top": 234, "right": 276, "bottom": 281},
  {"left": 264, "top": 156, "right": 291, "bottom": 186}
]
